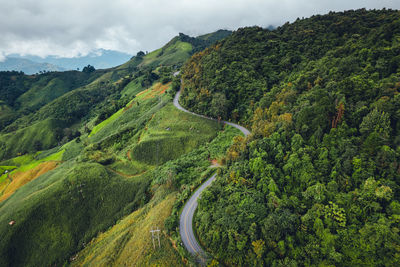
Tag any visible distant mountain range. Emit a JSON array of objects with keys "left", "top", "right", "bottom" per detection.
[
  {"left": 0, "top": 49, "right": 132, "bottom": 74},
  {"left": 0, "top": 57, "right": 65, "bottom": 74}
]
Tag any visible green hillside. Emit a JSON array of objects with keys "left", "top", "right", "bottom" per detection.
[
  {"left": 0, "top": 70, "right": 104, "bottom": 130},
  {"left": 0, "top": 30, "right": 230, "bottom": 162},
  {"left": 118, "top": 30, "right": 231, "bottom": 71},
  {"left": 0, "top": 29, "right": 231, "bottom": 267},
  {"left": 181, "top": 9, "right": 400, "bottom": 266},
  {"left": 2, "top": 8, "right": 399, "bottom": 267}
]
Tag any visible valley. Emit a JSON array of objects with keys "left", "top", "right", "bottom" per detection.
[{"left": 0, "top": 8, "right": 399, "bottom": 267}]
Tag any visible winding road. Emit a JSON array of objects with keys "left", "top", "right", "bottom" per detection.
[{"left": 174, "top": 90, "right": 250, "bottom": 264}]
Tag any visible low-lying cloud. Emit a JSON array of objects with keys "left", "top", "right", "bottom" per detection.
[{"left": 0, "top": 0, "right": 398, "bottom": 58}]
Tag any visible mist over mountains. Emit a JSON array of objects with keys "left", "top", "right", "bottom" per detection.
[{"left": 0, "top": 49, "right": 132, "bottom": 74}]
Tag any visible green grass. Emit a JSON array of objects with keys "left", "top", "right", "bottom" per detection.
[
  {"left": 61, "top": 140, "right": 84, "bottom": 161},
  {"left": 0, "top": 165, "right": 17, "bottom": 184},
  {"left": 89, "top": 92, "right": 148, "bottom": 138},
  {"left": 131, "top": 102, "right": 218, "bottom": 165},
  {"left": 17, "top": 149, "right": 64, "bottom": 172},
  {"left": 134, "top": 82, "right": 170, "bottom": 101},
  {"left": 17, "top": 77, "right": 68, "bottom": 110},
  {"left": 86, "top": 94, "right": 219, "bottom": 176},
  {"left": 0, "top": 166, "right": 18, "bottom": 172},
  {"left": 0, "top": 161, "right": 150, "bottom": 267},
  {"left": 14, "top": 71, "right": 102, "bottom": 112},
  {"left": 1, "top": 153, "right": 37, "bottom": 166},
  {"left": 0, "top": 118, "right": 64, "bottom": 160},
  {"left": 0, "top": 149, "right": 64, "bottom": 173},
  {"left": 120, "top": 78, "right": 144, "bottom": 98},
  {"left": 71, "top": 188, "right": 182, "bottom": 267},
  {"left": 108, "top": 159, "right": 151, "bottom": 177},
  {"left": 144, "top": 40, "right": 192, "bottom": 67},
  {"left": 89, "top": 109, "right": 125, "bottom": 137},
  {"left": 135, "top": 39, "right": 193, "bottom": 68}
]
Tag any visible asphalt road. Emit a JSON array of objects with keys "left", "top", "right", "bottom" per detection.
[{"left": 174, "top": 89, "right": 250, "bottom": 264}]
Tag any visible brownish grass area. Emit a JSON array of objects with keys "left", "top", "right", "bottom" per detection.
[
  {"left": 136, "top": 82, "right": 171, "bottom": 100},
  {"left": 0, "top": 161, "right": 60, "bottom": 202}
]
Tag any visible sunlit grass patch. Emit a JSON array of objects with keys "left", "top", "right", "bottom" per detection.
[{"left": 135, "top": 82, "right": 171, "bottom": 101}]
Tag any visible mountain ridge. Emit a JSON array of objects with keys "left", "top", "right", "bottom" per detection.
[{"left": 0, "top": 57, "right": 65, "bottom": 74}]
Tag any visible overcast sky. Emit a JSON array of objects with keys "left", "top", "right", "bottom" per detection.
[{"left": 0, "top": 0, "right": 399, "bottom": 60}]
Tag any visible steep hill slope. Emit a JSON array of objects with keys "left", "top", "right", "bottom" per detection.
[
  {"left": 0, "top": 29, "right": 231, "bottom": 267},
  {"left": 180, "top": 9, "right": 400, "bottom": 266},
  {"left": 0, "top": 30, "right": 231, "bottom": 162}
]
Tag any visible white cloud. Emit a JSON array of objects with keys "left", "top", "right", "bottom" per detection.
[{"left": 0, "top": 0, "right": 399, "bottom": 58}]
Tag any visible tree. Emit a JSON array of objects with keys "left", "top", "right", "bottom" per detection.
[
  {"left": 210, "top": 92, "right": 228, "bottom": 119},
  {"left": 136, "top": 51, "right": 145, "bottom": 57},
  {"left": 82, "top": 65, "right": 95, "bottom": 73},
  {"left": 33, "top": 140, "right": 42, "bottom": 151}
]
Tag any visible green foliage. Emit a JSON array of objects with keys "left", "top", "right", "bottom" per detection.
[
  {"left": 187, "top": 9, "right": 400, "bottom": 266},
  {"left": 0, "top": 70, "right": 102, "bottom": 131},
  {"left": 0, "top": 119, "right": 64, "bottom": 160},
  {"left": 82, "top": 64, "right": 96, "bottom": 73}
]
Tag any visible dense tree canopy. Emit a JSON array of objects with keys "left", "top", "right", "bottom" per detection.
[{"left": 181, "top": 9, "right": 400, "bottom": 266}]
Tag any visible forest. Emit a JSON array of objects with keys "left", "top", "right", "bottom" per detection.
[
  {"left": 179, "top": 9, "right": 400, "bottom": 266},
  {"left": 0, "top": 8, "right": 399, "bottom": 267}
]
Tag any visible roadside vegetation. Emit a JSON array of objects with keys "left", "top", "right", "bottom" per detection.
[{"left": 181, "top": 9, "right": 400, "bottom": 266}]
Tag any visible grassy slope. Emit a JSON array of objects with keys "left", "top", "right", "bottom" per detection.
[
  {"left": 120, "top": 77, "right": 143, "bottom": 98},
  {"left": 14, "top": 71, "right": 103, "bottom": 109},
  {"left": 0, "top": 30, "right": 234, "bottom": 266},
  {"left": 118, "top": 38, "right": 193, "bottom": 71},
  {"left": 0, "top": 161, "right": 150, "bottom": 267},
  {"left": 0, "top": 149, "right": 65, "bottom": 201},
  {"left": 88, "top": 80, "right": 218, "bottom": 171},
  {"left": 0, "top": 73, "right": 110, "bottom": 160},
  {"left": 73, "top": 126, "right": 242, "bottom": 267},
  {"left": 141, "top": 40, "right": 192, "bottom": 68},
  {"left": 89, "top": 109, "right": 124, "bottom": 137},
  {"left": 89, "top": 82, "right": 171, "bottom": 138},
  {"left": 0, "top": 91, "right": 219, "bottom": 267},
  {"left": 132, "top": 102, "right": 219, "bottom": 165},
  {"left": 0, "top": 118, "right": 64, "bottom": 160},
  {"left": 17, "top": 77, "right": 71, "bottom": 111},
  {"left": 71, "top": 188, "right": 182, "bottom": 266},
  {"left": 0, "top": 161, "right": 59, "bottom": 202}
]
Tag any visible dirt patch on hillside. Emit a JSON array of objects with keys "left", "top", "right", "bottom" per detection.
[
  {"left": 0, "top": 161, "right": 60, "bottom": 202},
  {"left": 209, "top": 159, "right": 221, "bottom": 168},
  {"left": 124, "top": 101, "right": 135, "bottom": 112},
  {"left": 136, "top": 82, "right": 171, "bottom": 100}
]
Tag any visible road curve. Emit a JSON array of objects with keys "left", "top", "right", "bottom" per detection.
[
  {"left": 174, "top": 89, "right": 250, "bottom": 264},
  {"left": 173, "top": 90, "right": 250, "bottom": 137}
]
